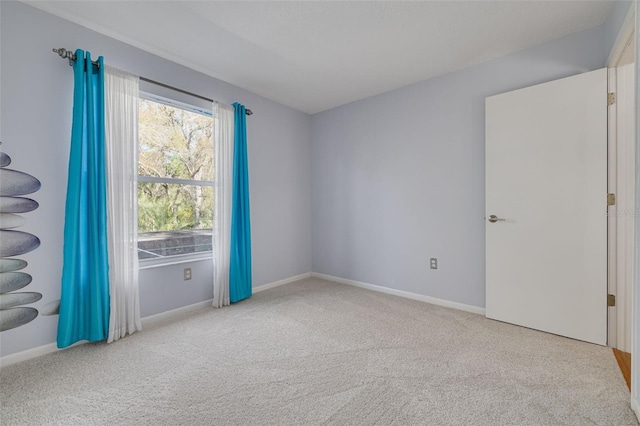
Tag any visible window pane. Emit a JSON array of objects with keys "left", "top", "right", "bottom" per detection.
[
  {"left": 139, "top": 99, "right": 213, "bottom": 181},
  {"left": 138, "top": 182, "right": 213, "bottom": 259},
  {"left": 138, "top": 230, "right": 212, "bottom": 260}
]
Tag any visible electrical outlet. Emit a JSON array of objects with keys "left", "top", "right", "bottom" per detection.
[
  {"left": 184, "top": 268, "right": 192, "bottom": 280},
  {"left": 430, "top": 258, "right": 438, "bottom": 270}
]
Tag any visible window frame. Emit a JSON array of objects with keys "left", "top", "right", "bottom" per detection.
[{"left": 137, "top": 92, "right": 215, "bottom": 268}]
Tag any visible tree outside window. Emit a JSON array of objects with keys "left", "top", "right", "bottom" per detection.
[{"left": 137, "top": 98, "right": 214, "bottom": 260}]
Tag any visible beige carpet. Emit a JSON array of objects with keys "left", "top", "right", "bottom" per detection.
[{"left": 0, "top": 278, "right": 637, "bottom": 425}]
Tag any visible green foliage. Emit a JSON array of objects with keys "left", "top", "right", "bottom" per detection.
[{"left": 138, "top": 100, "right": 214, "bottom": 233}]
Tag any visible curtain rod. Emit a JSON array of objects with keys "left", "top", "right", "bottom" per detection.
[{"left": 52, "top": 48, "right": 253, "bottom": 116}]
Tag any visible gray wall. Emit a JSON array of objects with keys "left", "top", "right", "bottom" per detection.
[
  {"left": 311, "top": 25, "right": 608, "bottom": 309},
  {"left": 0, "top": 1, "right": 312, "bottom": 357},
  {"left": 604, "top": 0, "right": 633, "bottom": 57}
]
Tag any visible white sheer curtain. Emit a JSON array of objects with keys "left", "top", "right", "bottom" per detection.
[
  {"left": 212, "top": 102, "right": 235, "bottom": 308},
  {"left": 105, "top": 66, "right": 142, "bottom": 341}
]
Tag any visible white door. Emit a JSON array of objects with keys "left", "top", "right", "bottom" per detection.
[{"left": 485, "top": 68, "right": 608, "bottom": 345}]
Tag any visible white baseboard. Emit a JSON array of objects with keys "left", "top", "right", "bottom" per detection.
[
  {"left": 632, "top": 396, "right": 639, "bottom": 423},
  {"left": 141, "top": 272, "right": 312, "bottom": 329},
  {"left": 311, "top": 272, "right": 486, "bottom": 316},
  {"left": 1, "top": 343, "right": 56, "bottom": 369},
  {"left": 0, "top": 273, "right": 311, "bottom": 368},
  {"left": 141, "top": 299, "right": 214, "bottom": 327},
  {"left": 253, "top": 272, "right": 311, "bottom": 293},
  {"left": 0, "top": 339, "right": 87, "bottom": 369},
  {"left": 0, "top": 298, "right": 216, "bottom": 369}
]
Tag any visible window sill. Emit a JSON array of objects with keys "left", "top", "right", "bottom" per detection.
[{"left": 138, "top": 252, "right": 213, "bottom": 270}]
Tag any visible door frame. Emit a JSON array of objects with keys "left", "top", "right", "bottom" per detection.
[{"left": 606, "top": 4, "right": 636, "bottom": 350}]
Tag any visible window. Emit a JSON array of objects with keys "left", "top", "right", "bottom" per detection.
[{"left": 137, "top": 96, "right": 214, "bottom": 261}]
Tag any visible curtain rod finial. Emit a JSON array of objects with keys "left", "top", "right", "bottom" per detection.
[{"left": 53, "top": 48, "right": 75, "bottom": 65}]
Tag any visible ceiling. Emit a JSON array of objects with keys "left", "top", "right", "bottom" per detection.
[{"left": 27, "top": 1, "right": 614, "bottom": 114}]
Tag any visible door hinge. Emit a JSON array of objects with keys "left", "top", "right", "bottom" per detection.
[
  {"left": 608, "top": 92, "right": 616, "bottom": 106},
  {"left": 608, "top": 294, "right": 616, "bottom": 307},
  {"left": 607, "top": 193, "right": 616, "bottom": 206}
]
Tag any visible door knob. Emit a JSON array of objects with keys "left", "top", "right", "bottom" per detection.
[{"left": 488, "top": 215, "right": 506, "bottom": 223}]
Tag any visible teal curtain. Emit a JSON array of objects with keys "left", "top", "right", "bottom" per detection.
[
  {"left": 229, "top": 103, "right": 252, "bottom": 303},
  {"left": 57, "top": 50, "right": 110, "bottom": 348}
]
